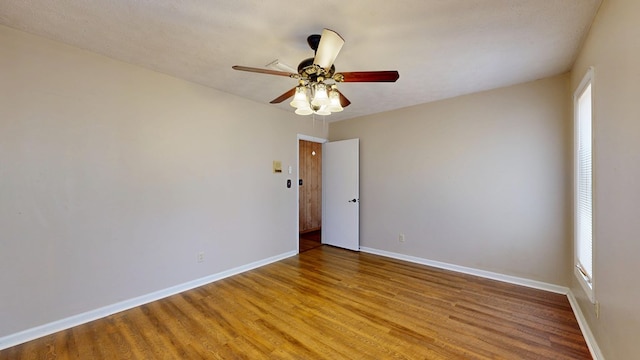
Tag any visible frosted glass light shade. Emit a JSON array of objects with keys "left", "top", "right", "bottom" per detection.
[
  {"left": 327, "top": 88, "right": 343, "bottom": 112},
  {"left": 311, "top": 83, "right": 330, "bottom": 107},
  {"left": 290, "top": 86, "right": 309, "bottom": 108},
  {"left": 295, "top": 100, "right": 313, "bottom": 115},
  {"left": 314, "top": 106, "right": 331, "bottom": 116}
]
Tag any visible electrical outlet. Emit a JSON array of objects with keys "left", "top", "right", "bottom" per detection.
[
  {"left": 595, "top": 301, "right": 600, "bottom": 319},
  {"left": 399, "top": 233, "right": 405, "bottom": 243},
  {"left": 197, "top": 252, "right": 205, "bottom": 263}
]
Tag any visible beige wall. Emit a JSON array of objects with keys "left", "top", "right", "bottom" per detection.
[
  {"left": 570, "top": 0, "right": 640, "bottom": 358},
  {"left": 0, "top": 25, "right": 325, "bottom": 338},
  {"left": 330, "top": 75, "right": 572, "bottom": 285},
  {"left": 5, "top": 1, "right": 639, "bottom": 355}
]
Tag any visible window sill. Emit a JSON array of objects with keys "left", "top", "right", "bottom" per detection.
[{"left": 575, "top": 267, "right": 595, "bottom": 303}]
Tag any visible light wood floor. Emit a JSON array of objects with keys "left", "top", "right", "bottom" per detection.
[{"left": 1, "top": 246, "right": 591, "bottom": 359}]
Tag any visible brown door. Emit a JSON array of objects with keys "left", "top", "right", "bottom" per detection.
[{"left": 299, "top": 140, "right": 322, "bottom": 233}]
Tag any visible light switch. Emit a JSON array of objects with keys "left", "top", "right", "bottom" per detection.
[{"left": 273, "top": 160, "right": 282, "bottom": 173}]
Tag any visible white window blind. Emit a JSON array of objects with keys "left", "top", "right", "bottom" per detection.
[{"left": 575, "top": 75, "right": 593, "bottom": 292}]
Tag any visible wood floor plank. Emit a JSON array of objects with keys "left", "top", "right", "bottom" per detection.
[{"left": 0, "top": 245, "right": 591, "bottom": 359}]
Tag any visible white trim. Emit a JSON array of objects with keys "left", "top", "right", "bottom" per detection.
[
  {"left": 296, "top": 134, "right": 327, "bottom": 254},
  {"left": 574, "top": 66, "right": 595, "bottom": 100},
  {"left": 0, "top": 250, "right": 297, "bottom": 351},
  {"left": 297, "top": 134, "right": 328, "bottom": 144},
  {"left": 567, "top": 290, "right": 605, "bottom": 360},
  {"left": 360, "top": 247, "right": 568, "bottom": 294}
]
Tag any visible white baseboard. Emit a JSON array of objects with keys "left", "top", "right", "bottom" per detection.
[
  {"left": 360, "top": 247, "right": 568, "bottom": 294},
  {"left": 360, "top": 246, "right": 604, "bottom": 359},
  {"left": 0, "top": 250, "right": 297, "bottom": 351},
  {"left": 566, "top": 290, "right": 605, "bottom": 360}
]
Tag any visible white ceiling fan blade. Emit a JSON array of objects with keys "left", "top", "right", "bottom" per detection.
[{"left": 313, "top": 28, "right": 345, "bottom": 71}]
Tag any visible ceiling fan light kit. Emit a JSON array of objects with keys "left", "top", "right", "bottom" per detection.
[
  {"left": 289, "top": 83, "right": 343, "bottom": 115},
  {"left": 233, "top": 28, "right": 399, "bottom": 116}
]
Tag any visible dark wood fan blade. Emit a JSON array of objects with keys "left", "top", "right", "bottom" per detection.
[
  {"left": 337, "top": 71, "right": 399, "bottom": 82},
  {"left": 232, "top": 65, "right": 296, "bottom": 78},
  {"left": 270, "top": 87, "right": 297, "bottom": 104},
  {"left": 337, "top": 90, "right": 351, "bottom": 107}
]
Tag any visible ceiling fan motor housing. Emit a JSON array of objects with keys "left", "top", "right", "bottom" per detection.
[
  {"left": 297, "top": 57, "right": 336, "bottom": 82},
  {"left": 307, "top": 34, "right": 321, "bottom": 52}
]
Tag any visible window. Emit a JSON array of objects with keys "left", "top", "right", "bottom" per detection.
[{"left": 574, "top": 67, "right": 594, "bottom": 302}]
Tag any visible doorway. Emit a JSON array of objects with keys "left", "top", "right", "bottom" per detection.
[{"left": 298, "top": 139, "right": 323, "bottom": 252}]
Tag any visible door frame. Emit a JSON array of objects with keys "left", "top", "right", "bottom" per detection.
[{"left": 296, "top": 134, "right": 327, "bottom": 254}]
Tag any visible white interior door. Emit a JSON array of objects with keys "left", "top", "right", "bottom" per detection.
[{"left": 322, "top": 138, "right": 359, "bottom": 251}]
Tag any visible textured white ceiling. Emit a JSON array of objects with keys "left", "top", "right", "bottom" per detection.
[{"left": 0, "top": 0, "right": 601, "bottom": 122}]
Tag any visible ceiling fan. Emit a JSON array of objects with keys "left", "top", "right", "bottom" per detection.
[{"left": 232, "top": 28, "right": 400, "bottom": 116}]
